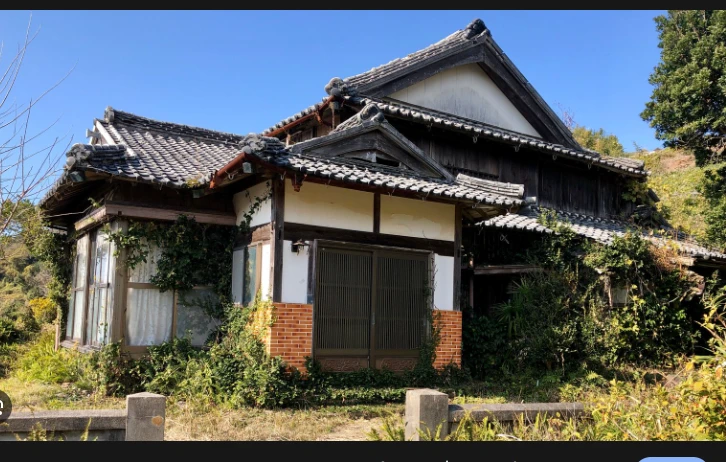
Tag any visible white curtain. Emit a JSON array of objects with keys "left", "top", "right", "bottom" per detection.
[{"left": 126, "top": 288, "right": 174, "bottom": 346}]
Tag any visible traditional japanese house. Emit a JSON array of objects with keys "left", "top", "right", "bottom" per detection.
[{"left": 40, "top": 18, "right": 726, "bottom": 371}]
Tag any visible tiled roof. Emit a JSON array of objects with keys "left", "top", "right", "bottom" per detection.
[
  {"left": 40, "top": 108, "right": 285, "bottom": 208},
  {"left": 252, "top": 150, "right": 524, "bottom": 207},
  {"left": 481, "top": 206, "right": 726, "bottom": 262},
  {"left": 340, "top": 19, "right": 487, "bottom": 94},
  {"left": 94, "top": 107, "right": 248, "bottom": 187},
  {"left": 351, "top": 97, "right": 647, "bottom": 177},
  {"left": 263, "top": 97, "right": 331, "bottom": 135}
]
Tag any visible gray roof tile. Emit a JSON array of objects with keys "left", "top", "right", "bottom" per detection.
[
  {"left": 352, "top": 97, "right": 647, "bottom": 177},
  {"left": 481, "top": 206, "right": 726, "bottom": 262}
]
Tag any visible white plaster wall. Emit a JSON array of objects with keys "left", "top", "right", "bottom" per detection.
[
  {"left": 380, "top": 195, "right": 455, "bottom": 241},
  {"left": 390, "top": 63, "right": 541, "bottom": 138},
  {"left": 281, "top": 240, "right": 309, "bottom": 304},
  {"left": 231, "top": 248, "right": 244, "bottom": 304},
  {"left": 260, "top": 243, "right": 271, "bottom": 301},
  {"left": 284, "top": 179, "right": 373, "bottom": 232},
  {"left": 233, "top": 181, "right": 271, "bottom": 228},
  {"left": 433, "top": 254, "right": 454, "bottom": 311}
]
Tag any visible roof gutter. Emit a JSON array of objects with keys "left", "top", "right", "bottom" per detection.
[
  {"left": 265, "top": 96, "right": 336, "bottom": 138},
  {"left": 210, "top": 151, "right": 252, "bottom": 189}
]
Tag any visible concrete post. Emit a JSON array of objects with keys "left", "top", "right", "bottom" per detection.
[
  {"left": 125, "top": 392, "right": 166, "bottom": 441},
  {"left": 404, "top": 388, "right": 449, "bottom": 441}
]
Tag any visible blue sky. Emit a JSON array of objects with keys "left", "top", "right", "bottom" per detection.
[{"left": 0, "top": 10, "right": 666, "bottom": 193}]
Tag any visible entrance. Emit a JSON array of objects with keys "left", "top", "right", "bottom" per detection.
[{"left": 313, "top": 242, "right": 431, "bottom": 372}]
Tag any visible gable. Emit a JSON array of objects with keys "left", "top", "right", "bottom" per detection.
[
  {"left": 388, "top": 63, "right": 541, "bottom": 138},
  {"left": 290, "top": 106, "right": 454, "bottom": 180}
]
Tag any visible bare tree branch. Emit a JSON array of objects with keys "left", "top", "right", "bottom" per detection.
[{"left": 0, "top": 14, "right": 74, "bottom": 260}]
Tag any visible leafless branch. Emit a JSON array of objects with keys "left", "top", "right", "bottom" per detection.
[{"left": 0, "top": 14, "right": 74, "bottom": 259}]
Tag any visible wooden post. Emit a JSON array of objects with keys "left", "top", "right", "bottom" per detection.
[
  {"left": 453, "top": 204, "right": 462, "bottom": 311},
  {"left": 271, "top": 177, "right": 285, "bottom": 302}
]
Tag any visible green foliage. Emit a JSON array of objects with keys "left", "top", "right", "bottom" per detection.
[
  {"left": 463, "top": 219, "right": 704, "bottom": 379},
  {"left": 701, "top": 164, "right": 726, "bottom": 249},
  {"left": 639, "top": 10, "right": 726, "bottom": 250},
  {"left": 571, "top": 126, "right": 625, "bottom": 157},
  {"left": 28, "top": 297, "right": 56, "bottom": 324},
  {"left": 14, "top": 328, "right": 85, "bottom": 384},
  {"left": 106, "top": 215, "right": 240, "bottom": 303},
  {"left": 641, "top": 10, "right": 726, "bottom": 167},
  {"left": 632, "top": 148, "right": 710, "bottom": 242}
]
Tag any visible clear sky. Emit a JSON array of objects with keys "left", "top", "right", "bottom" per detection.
[{"left": 0, "top": 10, "right": 667, "bottom": 193}]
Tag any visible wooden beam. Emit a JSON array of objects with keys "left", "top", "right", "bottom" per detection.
[
  {"left": 97, "top": 203, "right": 237, "bottom": 226},
  {"left": 74, "top": 206, "right": 108, "bottom": 232},
  {"left": 472, "top": 264, "right": 542, "bottom": 276},
  {"left": 285, "top": 222, "right": 455, "bottom": 257},
  {"left": 110, "top": 220, "right": 129, "bottom": 345},
  {"left": 453, "top": 204, "right": 462, "bottom": 311},
  {"left": 236, "top": 223, "right": 272, "bottom": 247},
  {"left": 373, "top": 193, "right": 381, "bottom": 234},
  {"left": 271, "top": 178, "right": 285, "bottom": 302}
]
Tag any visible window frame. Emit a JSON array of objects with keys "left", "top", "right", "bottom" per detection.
[{"left": 65, "top": 229, "right": 115, "bottom": 349}]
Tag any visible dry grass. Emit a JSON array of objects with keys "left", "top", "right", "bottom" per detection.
[
  {"left": 0, "top": 375, "right": 402, "bottom": 440},
  {"left": 0, "top": 376, "right": 125, "bottom": 412},
  {"left": 164, "top": 400, "right": 403, "bottom": 441}
]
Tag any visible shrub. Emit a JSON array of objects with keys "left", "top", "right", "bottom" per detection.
[
  {"left": 14, "top": 327, "right": 85, "bottom": 384},
  {"left": 28, "top": 297, "right": 56, "bottom": 324}
]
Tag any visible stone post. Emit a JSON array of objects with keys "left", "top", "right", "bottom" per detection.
[
  {"left": 404, "top": 388, "right": 449, "bottom": 441},
  {"left": 125, "top": 392, "right": 166, "bottom": 441}
]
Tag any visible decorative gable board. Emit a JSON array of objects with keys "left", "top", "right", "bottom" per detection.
[{"left": 389, "top": 63, "right": 541, "bottom": 138}]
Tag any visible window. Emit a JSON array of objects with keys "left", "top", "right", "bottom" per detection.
[
  {"left": 124, "top": 241, "right": 222, "bottom": 348},
  {"left": 65, "top": 229, "right": 115, "bottom": 347},
  {"left": 66, "top": 224, "right": 223, "bottom": 350},
  {"left": 231, "top": 242, "right": 267, "bottom": 306}
]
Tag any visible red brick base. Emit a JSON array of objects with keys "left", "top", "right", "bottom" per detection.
[
  {"left": 266, "top": 304, "right": 462, "bottom": 372},
  {"left": 268, "top": 303, "right": 313, "bottom": 371},
  {"left": 433, "top": 309, "right": 462, "bottom": 369}
]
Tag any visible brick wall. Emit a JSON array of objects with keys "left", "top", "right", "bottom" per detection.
[
  {"left": 268, "top": 303, "right": 313, "bottom": 371},
  {"left": 433, "top": 309, "right": 462, "bottom": 369}
]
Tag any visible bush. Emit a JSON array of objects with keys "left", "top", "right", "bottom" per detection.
[
  {"left": 28, "top": 297, "right": 56, "bottom": 324},
  {"left": 14, "top": 327, "right": 85, "bottom": 384}
]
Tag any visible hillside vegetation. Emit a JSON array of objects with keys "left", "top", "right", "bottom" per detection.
[{"left": 631, "top": 148, "right": 711, "bottom": 243}]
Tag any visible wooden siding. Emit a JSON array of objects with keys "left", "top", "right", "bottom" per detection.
[{"left": 393, "top": 121, "right": 633, "bottom": 218}]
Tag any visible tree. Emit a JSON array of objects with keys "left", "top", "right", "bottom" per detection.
[
  {"left": 641, "top": 10, "right": 726, "bottom": 166},
  {"left": 0, "top": 16, "right": 73, "bottom": 260},
  {"left": 571, "top": 126, "right": 625, "bottom": 157},
  {"left": 641, "top": 11, "right": 726, "bottom": 249}
]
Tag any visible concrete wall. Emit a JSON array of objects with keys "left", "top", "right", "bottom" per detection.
[
  {"left": 260, "top": 243, "right": 271, "bottom": 301},
  {"left": 390, "top": 63, "right": 541, "bottom": 138},
  {"left": 281, "top": 240, "right": 309, "bottom": 304},
  {"left": 433, "top": 254, "right": 454, "bottom": 311},
  {"left": 233, "top": 181, "right": 271, "bottom": 228},
  {"left": 284, "top": 179, "right": 373, "bottom": 232},
  {"left": 380, "top": 195, "right": 455, "bottom": 241}
]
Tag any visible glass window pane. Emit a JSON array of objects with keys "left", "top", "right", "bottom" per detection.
[
  {"left": 243, "top": 246, "right": 257, "bottom": 305},
  {"left": 72, "top": 290, "right": 84, "bottom": 340},
  {"left": 125, "top": 288, "right": 173, "bottom": 346},
  {"left": 231, "top": 249, "right": 244, "bottom": 304},
  {"left": 93, "top": 232, "right": 111, "bottom": 285},
  {"left": 128, "top": 241, "right": 161, "bottom": 283},
  {"left": 65, "top": 293, "right": 76, "bottom": 339},
  {"left": 176, "top": 289, "right": 222, "bottom": 346},
  {"left": 74, "top": 235, "right": 90, "bottom": 288}
]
